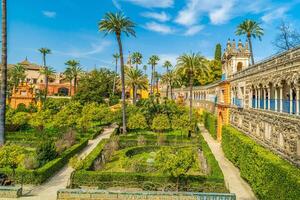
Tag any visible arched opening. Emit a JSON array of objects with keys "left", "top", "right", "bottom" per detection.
[
  {"left": 217, "top": 112, "right": 223, "bottom": 141},
  {"left": 58, "top": 87, "right": 69, "bottom": 96},
  {"left": 237, "top": 62, "right": 243, "bottom": 72}
]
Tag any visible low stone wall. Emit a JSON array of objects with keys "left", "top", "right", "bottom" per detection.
[
  {"left": 0, "top": 186, "right": 22, "bottom": 198},
  {"left": 57, "top": 189, "right": 236, "bottom": 200}
]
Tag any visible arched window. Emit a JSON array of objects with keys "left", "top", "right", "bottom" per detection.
[{"left": 237, "top": 62, "right": 243, "bottom": 72}]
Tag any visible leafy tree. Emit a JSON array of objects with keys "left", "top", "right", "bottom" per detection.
[
  {"left": 11, "top": 112, "right": 30, "bottom": 130},
  {"left": 63, "top": 67, "right": 73, "bottom": 96},
  {"left": 151, "top": 114, "right": 170, "bottom": 132},
  {"left": 39, "top": 66, "right": 56, "bottom": 99},
  {"left": 74, "top": 68, "right": 116, "bottom": 104},
  {"left": 125, "top": 68, "right": 148, "bottom": 105},
  {"left": 99, "top": 12, "right": 136, "bottom": 134},
  {"left": 112, "top": 53, "right": 120, "bottom": 95},
  {"left": 273, "top": 21, "right": 300, "bottom": 51},
  {"left": 132, "top": 52, "right": 143, "bottom": 70},
  {"left": 127, "top": 112, "right": 148, "bottom": 130},
  {"left": 176, "top": 53, "right": 209, "bottom": 122},
  {"left": 214, "top": 43, "right": 222, "bottom": 61},
  {"left": 0, "top": 144, "right": 25, "bottom": 169},
  {"left": 39, "top": 48, "right": 52, "bottom": 99},
  {"left": 36, "top": 141, "right": 58, "bottom": 166},
  {"left": 148, "top": 55, "right": 160, "bottom": 95},
  {"left": 29, "top": 109, "right": 52, "bottom": 131},
  {"left": 42, "top": 98, "right": 71, "bottom": 114},
  {"left": 65, "top": 60, "right": 82, "bottom": 94},
  {"left": 0, "top": 0, "right": 8, "bottom": 145},
  {"left": 236, "top": 19, "right": 264, "bottom": 65},
  {"left": 171, "top": 114, "right": 191, "bottom": 134},
  {"left": 8, "top": 64, "right": 26, "bottom": 94}
]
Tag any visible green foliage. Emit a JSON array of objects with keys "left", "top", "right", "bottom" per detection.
[
  {"left": 29, "top": 109, "right": 52, "bottom": 131},
  {"left": 42, "top": 98, "right": 71, "bottom": 114},
  {"left": 0, "top": 144, "right": 25, "bottom": 168},
  {"left": 127, "top": 113, "right": 148, "bottom": 130},
  {"left": 222, "top": 125, "right": 300, "bottom": 200},
  {"left": 203, "top": 111, "right": 217, "bottom": 139},
  {"left": 109, "top": 95, "right": 120, "bottom": 106},
  {"left": 151, "top": 114, "right": 170, "bottom": 132},
  {"left": 74, "top": 68, "right": 117, "bottom": 104},
  {"left": 11, "top": 112, "right": 30, "bottom": 130},
  {"left": 69, "top": 155, "right": 83, "bottom": 170},
  {"left": 214, "top": 43, "right": 222, "bottom": 61},
  {"left": 36, "top": 141, "right": 58, "bottom": 167},
  {"left": 171, "top": 114, "right": 191, "bottom": 133}
]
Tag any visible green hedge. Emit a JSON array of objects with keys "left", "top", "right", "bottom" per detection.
[
  {"left": 203, "top": 111, "right": 217, "bottom": 139},
  {"left": 222, "top": 125, "right": 300, "bottom": 200},
  {"left": 0, "top": 138, "right": 89, "bottom": 184}
]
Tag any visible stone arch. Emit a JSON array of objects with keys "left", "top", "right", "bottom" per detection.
[{"left": 58, "top": 87, "right": 69, "bottom": 96}]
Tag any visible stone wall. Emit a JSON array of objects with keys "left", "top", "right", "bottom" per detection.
[
  {"left": 57, "top": 189, "right": 236, "bottom": 200},
  {"left": 230, "top": 107, "right": 300, "bottom": 166},
  {"left": 0, "top": 186, "right": 22, "bottom": 198}
]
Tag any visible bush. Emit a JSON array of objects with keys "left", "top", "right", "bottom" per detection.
[
  {"left": 127, "top": 113, "right": 148, "bottom": 130},
  {"left": 55, "top": 129, "right": 76, "bottom": 154},
  {"left": 29, "top": 109, "right": 52, "bottom": 131},
  {"left": 222, "top": 125, "right": 300, "bottom": 200},
  {"left": 36, "top": 141, "right": 58, "bottom": 167},
  {"left": 69, "top": 155, "right": 83, "bottom": 170},
  {"left": 0, "top": 144, "right": 25, "bottom": 169},
  {"left": 11, "top": 112, "right": 30, "bottom": 130},
  {"left": 151, "top": 114, "right": 170, "bottom": 132},
  {"left": 203, "top": 111, "right": 217, "bottom": 139},
  {"left": 23, "top": 154, "right": 39, "bottom": 170}
]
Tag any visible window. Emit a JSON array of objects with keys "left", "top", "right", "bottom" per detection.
[
  {"left": 237, "top": 62, "right": 243, "bottom": 72},
  {"left": 33, "top": 79, "right": 37, "bottom": 84}
]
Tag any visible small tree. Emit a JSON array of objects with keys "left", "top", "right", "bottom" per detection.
[
  {"left": 171, "top": 114, "right": 191, "bottom": 136},
  {"left": 36, "top": 141, "right": 58, "bottom": 166},
  {"left": 11, "top": 112, "right": 30, "bottom": 130},
  {"left": 127, "top": 113, "right": 148, "bottom": 130},
  {"left": 151, "top": 114, "right": 170, "bottom": 132},
  {"left": 29, "top": 109, "right": 52, "bottom": 131}
]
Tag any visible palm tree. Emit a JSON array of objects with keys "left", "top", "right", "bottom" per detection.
[
  {"left": 65, "top": 60, "right": 82, "bottom": 94},
  {"left": 99, "top": 12, "right": 135, "bottom": 134},
  {"left": 8, "top": 64, "right": 26, "bottom": 90},
  {"left": 163, "top": 60, "right": 172, "bottom": 98},
  {"left": 112, "top": 53, "right": 120, "bottom": 95},
  {"left": 40, "top": 66, "right": 56, "bottom": 97},
  {"left": 148, "top": 55, "right": 160, "bottom": 95},
  {"left": 153, "top": 71, "right": 161, "bottom": 95},
  {"left": 236, "top": 19, "right": 264, "bottom": 65},
  {"left": 132, "top": 52, "right": 142, "bottom": 70},
  {"left": 38, "top": 48, "right": 51, "bottom": 99},
  {"left": 176, "top": 53, "right": 209, "bottom": 122},
  {"left": 63, "top": 67, "right": 73, "bottom": 96},
  {"left": 143, "top": 65, "right": 147, "bottom": 75},
  {"left": 0, "top": 0, "right": 7, "bottom": 145},
  {"left": 125, "top": 68, "right": 147, "bottom": 105}
]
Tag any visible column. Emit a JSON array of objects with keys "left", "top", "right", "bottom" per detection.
[
  {"left": 256, "top": 89, "right": 259, "bottom": 108},
  {"left": 263, "top": 88, "right": 267, "bottom": 109},
  {"left": 279, "top": 86, "right": 283, "bottom": 112},
  {"left": 290, "top": 87, "right": 293, "bottom": 114},
  {"left": 296, "top": 88, "right": 300, "bottom": 115},
  {"left": 275, "top": 87, "right": 278, "bottom": 112},
  {"left": 268, "top": 87, "right": 271, "bottom": 110},
  {"left": 258, "top": 88, "right": 261, "bottom": 109},
  {"left": 250, "top": 89, "right": 253, "bottom": 108}
]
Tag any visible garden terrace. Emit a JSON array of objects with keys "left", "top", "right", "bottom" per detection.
[{"left": 71, "top": 129, "right": 227, "bottom": 193}]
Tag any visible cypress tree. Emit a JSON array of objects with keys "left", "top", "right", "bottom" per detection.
[{"left": 214, "top": 43, "right": 222, "bottom": 61}]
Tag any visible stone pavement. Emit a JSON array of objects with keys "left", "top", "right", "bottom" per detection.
[
  {"left": 199, "top": 124, "right": 257, "bottom": 200},
  {"left": 7, "top": 126, "right": 116, "bottom": 200}
]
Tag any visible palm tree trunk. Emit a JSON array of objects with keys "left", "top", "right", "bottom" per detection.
[
  {"left": 116, "top": 33, "right": 127, "bottom": 134},
  {"left": 0, "top": 0, "right": 7, "bottom": 145},
  {"left": 69, "top": 80, "right": 72, "bottom": 96},
  {"left": 132, "top": 84, "right": 136, "bottom": 105},
  {"left": 189, "top": 71, "right": 193, "bottom": 122},
  {"left": 45, "top": 76, "right": 49, "bottom": 98},
  {"left": 74, "top": 76, "right": 77, "bottom": 94},
  {"left": 248, "top": 36, "right": 255, "bottom": 65},
  {"left": 150, "top": 65, "right": 154, "bottom": 95},
  {"left": 43, "top": 54, "right": 49, "bottom": 100},
  {"left": 156, "top": 78, "right": 159, "bottom": 94},
  {"left": 112, "top": 58, "right": 118, "bottom": 95}
]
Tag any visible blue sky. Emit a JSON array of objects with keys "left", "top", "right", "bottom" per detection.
[{"left": 4, "top": 0, "right": 300, "bottom": 74}]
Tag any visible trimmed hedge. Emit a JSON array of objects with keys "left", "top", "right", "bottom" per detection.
[
  {"left": 0, "top": 138, "right": 89, "bottom": 184},
  {"left": 203, "top": 111, "right": 217, "bottom": 139},
  {"left": 222, "top": 125, "right": 300, "bottom": 200}
]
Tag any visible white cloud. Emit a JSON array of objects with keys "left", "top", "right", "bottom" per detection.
[
  {"left": 209, "top": 1, "right": 234, "bottom": 25},
  {"left": 123, "top": 0, "right": 174, "bottom": 8},
  {"left": 42, "top": 11, "right": 56, "bottom": 18},
  {"left": 144, "top": 22, "right": 174, "bottom": 34},
  {"left": 184, "top": 25, "right": 204, "bottom": 36},
  {"left": 112, "top": 0, "right": 122, "bottom": 10},
  {"left": 141, "top": 11, "right": 170, "bottom": 22},
  {"left": 261, "top": 7, "right": 288, "bottom": 23}
]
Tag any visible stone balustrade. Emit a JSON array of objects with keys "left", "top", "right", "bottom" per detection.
[{"left": 0, "top": 186, "right": 22, "bottom": 198}]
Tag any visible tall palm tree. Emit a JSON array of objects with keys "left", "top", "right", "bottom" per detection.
[
  {"left": 163, "top": 60, "right": 172, "bottom": 98},
  {"left": 148, "top": 55, "right": 160, "bottom": 95},
  {"left": 176, "top": 53, "right": 209, "bottom": 122},
  {"left": 0, "top": 0, "right": 7, "bottom": 145},
  {"left": 112, "top": 53, "right": 120, "bottom": 95},
  {"left": 40, "top": 66, "right": 56, "bottom": 97},
  {"left": 143, "top": 65, "right": 147, "bottom": 75},
  {"left": 236, "top": 19, "right": 264, "bottom": 65},
  {"left": 132, "top": 52, "right": 142, "bottom": 70},
  {"left": 153, "top": 71, "right": 161, "bottom": 95},
  {"left": 65, "top": 60, "right": 82, "bottom": 94},
  {"left": 8, "top": 64, "right": 26, "bottom": 90},
  {"left": 125, "top": 68, "right": 147, "bottom": 105},
  {"left": 99, "top": 12, "right": 135, "bottom": 134},
  {"left": 38, "top": 48, "right": 51, "bottom": 99},
  {"left": 63, "top": 67, "right": 73, "bottom": 96}
]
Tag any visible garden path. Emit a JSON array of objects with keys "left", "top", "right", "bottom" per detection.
[
  {"left": 199, "top": 124, "right": 257, "bottom": 200},
  {"left": 17, "top": 125, "right": 116, "bottom": 200}
]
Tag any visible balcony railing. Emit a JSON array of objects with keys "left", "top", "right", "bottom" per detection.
[{"left": 251, "top": 98, "right": 299, "bottom": 115}]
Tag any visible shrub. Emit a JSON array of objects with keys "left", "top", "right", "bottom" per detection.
[
  {"left": 36, "top": 141, "right": 58, "bottom": 167},
  {"left": 69, "top": 155, "right": 83, "bottom": 170},
  {"left": 23, "top": 154, "right": 39, "bottom": 170},
  {"left": 171, "top": 114, "right": 191, "bottom": 133},
  {"left": 0, "top": 144, "right": 25, "bottom": 169},
  {"left": 29, "top": 109, "right": 52, "bottom": 131},
  {"left": 151, "top": 114, "right": 170, "bottom": 132},
  {"left": 11, "top": 112, "right": 30, "bottom": 130},
  {"left": 109, "top": 95, "right": 120, "bottom": 106},
  {"left": 137, "top": 135, "right": 146, "bottom": 146},
  {"left": 222, "top": 125, "right": 300, "bottom": 200},
  {"left": 203, "top": 111, "right": 217, "bottom": 139},
  {"left": 157, "top": 134, "right": 166, "bottom": 146},
  {"left": 127, "top": 113, "right": 148, "bottom": 130},
  {"left": 55, "top": 129, "right": 76, "bottom": 154}
]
